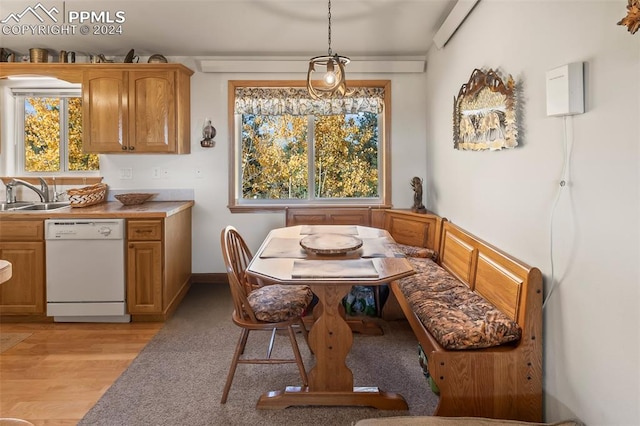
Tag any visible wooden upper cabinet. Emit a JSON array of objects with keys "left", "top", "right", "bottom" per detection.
[
  {"left": 1, "top": 63, "right": 192, "bottom": 154},
  {"left": 65, "top": 64, "right": 191, "bottom": 154},
  {"left": 82, "top": 70, "right": 128, "bottom": 152},
  {"left": 128, "top": 71, "right": 176, "bottom": 152}
]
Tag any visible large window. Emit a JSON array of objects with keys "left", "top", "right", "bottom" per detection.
[
  {"left": 229, "top": 81, "right": 391, "bottom": 211},
  {"left": 13, "top": 88, "right": 99, "bottom": 174}
]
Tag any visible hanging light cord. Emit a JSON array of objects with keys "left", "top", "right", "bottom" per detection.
[{"left": 327, "top": 0, "right": 333, "bottom": 56}]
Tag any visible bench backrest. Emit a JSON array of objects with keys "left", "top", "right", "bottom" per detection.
[
  {"left": 439, "top": 221, "right": 537, "bottom": 326},
  {"left": 381, "top": 210, "right": 444, "bottom": 253}
]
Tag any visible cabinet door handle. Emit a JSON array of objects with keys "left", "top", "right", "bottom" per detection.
[
  {"left": 129, "top": 146, "right": 135, "bottom": 151},
  {"left": 121, "top": 146, "right": 127, "bottom": 151}
]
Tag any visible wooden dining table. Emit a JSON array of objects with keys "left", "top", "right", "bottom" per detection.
[{"left": 246, "top": 225, "right": 415, "bottom": 410}]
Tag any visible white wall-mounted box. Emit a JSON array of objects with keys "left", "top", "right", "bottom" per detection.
[{"left": 546, "top": 62, "right": 585, "bottom": 116}]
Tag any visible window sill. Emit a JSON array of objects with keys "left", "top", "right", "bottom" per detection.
[
  {"left": 0, "top": 176, "right": 104, "bottom": 186},
  {"left": 228, "top": 203, "right": 392, "bottom": 214}
]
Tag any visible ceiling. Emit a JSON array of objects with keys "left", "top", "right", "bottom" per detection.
[{"left": 0, "top": 0, "right": 457, "bottom": 61}]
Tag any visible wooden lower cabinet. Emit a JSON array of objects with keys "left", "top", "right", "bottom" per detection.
[
  {"left": 127, "top": 239, "right": 163, "bottom": 314},
  {"left": 0, "top": 206, "right": 192, "bottom": 322},
  {"left": 126, "top": 208, "right": 192, "bottom": 321},
  {"left": 0, "top": 220, "right": 45, "bottom": 318}
]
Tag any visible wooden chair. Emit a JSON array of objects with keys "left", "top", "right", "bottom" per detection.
[{"left": 220, "top": 226, "right": 313, "bottom": 404}]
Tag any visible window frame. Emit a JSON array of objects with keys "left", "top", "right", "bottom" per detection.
[
  {"left": 227, "top": 80, "right": 392, "bottom": 213},
  {"left": 9, "top": 84, "right": 99, "bottom": 178}
]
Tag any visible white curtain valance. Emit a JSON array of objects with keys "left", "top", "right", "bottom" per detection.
[{"left": 234, "top": 87, "right": 384, "bottom": 116}]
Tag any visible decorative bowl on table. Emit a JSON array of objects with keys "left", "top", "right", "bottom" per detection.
[
  {"left": 300, "top": 233, "right": 363, "bottom": 255},
  {"left": 114, "top": 193, "right": 156, "bottom": 206}
]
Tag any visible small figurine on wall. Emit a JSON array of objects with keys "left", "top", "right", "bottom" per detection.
[{"left": 410, "top": 176, "right": 427, "bottom": 213}]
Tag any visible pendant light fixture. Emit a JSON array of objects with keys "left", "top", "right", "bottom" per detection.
[{"left": 307, "top": 0, "right": 353, "bottom": 99}]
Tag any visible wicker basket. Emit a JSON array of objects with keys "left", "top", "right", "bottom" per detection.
[
  {"left": 67, "top": 183, "right": 107, "bottom": 207},
  {"left": 114, "top": 193, "right": 156, "bottom": 206}
]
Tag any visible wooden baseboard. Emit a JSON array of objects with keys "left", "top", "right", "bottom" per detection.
[
  {"left": 190, "top": 273, "right": 227, "bottom": 285},
  {"left": 0, "top": 314, "right": 53, "bottom": 323}
]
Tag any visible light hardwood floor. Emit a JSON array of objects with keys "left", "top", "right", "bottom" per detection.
[{"left": 0, "top": 322, "right": 162, "bottom": 425}]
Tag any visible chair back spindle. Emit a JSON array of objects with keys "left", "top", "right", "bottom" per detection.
[{"left": 221, "top": 226, "right": 258, "bottom": 322}]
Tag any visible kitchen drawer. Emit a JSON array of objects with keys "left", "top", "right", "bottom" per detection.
[
  {"left": 127, "top": 220, "right": 162, "bottom": 241},
  {"left": 0, "top": 220, "right": 44, "bottom": 241}
]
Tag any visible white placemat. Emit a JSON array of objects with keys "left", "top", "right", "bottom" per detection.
[
  {"left": 292, "top": 259, "right": 379, "bottom": 278},
  {"left": 300, "top": 225, "right": 358, "bottom": 235},
  {"left": 259, "top": 238, "right": 307, "bottom": 258},
  {"left": 359, "top": 238, "right": 394, "bottom": 258}
]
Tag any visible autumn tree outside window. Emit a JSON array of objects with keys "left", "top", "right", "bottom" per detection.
[
  {"left": 13, "top": 88, "right": 99, "bottom": 175},
  {"left": 228, "top": 80, "right": 391, "bottom": 212}
]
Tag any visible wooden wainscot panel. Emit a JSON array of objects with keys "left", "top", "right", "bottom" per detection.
[
  {"left": 475, "top": 253, "right": 522, "bottom": 321},
  {"left": 370, "top": 209, "right": 386, "bottom": 229},
  {"left": 328, "top": 211, "right": 370, "bottom": 225},
  {"left": 285, "top": 207, "right": 371, "bottom": 226},
  {"left": 383, "top": 210, "right": 443, "bottom": 252},
  {"left": 286, "top": 212, "right": 326, "bottom": 226},
  {"left": 387, "top": 217, "right": 429, "bottom": 247},
  {"left": 440, "top": 227, "right": 477, "bottom": 288}
]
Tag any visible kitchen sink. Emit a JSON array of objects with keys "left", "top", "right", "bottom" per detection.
[
  {"left": 0, "top": 201, "right": 36, "bottom": 211},
  {"left": 17, "top": 202, "right": 71, "bottom": 211}
]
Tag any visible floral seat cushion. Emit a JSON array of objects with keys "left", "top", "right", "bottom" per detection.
[
  {"left": 387, "top": 242, "right": 438, "bottom": 260},
  {"left": 247, "top": 284, "right": 313, "bottom": 322},
  {"left": 398, "top": 257, "right": 522, "bottom": 350}
]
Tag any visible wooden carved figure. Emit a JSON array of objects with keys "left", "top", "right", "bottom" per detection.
[{"left": 410, "top": 177, "right": 427, "bottom": 213}]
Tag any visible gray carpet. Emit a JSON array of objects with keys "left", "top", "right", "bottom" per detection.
[{"left": 79, "top": 283, "right": 438, "bottom": 426}]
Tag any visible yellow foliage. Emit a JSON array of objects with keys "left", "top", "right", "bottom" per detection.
[
  {"left": 24, "top": 97, "right": 98, "bottom": 172},
  {"left": 242, "top": 113, "right": 378, "bottom": 200}
]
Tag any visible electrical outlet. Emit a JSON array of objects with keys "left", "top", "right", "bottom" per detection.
[
  {"left": 152, "top": 168, "right": 169, "bottom": 179},
  {"left": 119, "top": 168, "right": 133, "bottom": 180}
]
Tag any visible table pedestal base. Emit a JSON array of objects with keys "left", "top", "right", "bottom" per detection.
[
  {"left": 257, "top": 386, "right": 408, "bottom": 410},
  {"left": 346, "top": 318, "right": 384, "bottom": 335}
]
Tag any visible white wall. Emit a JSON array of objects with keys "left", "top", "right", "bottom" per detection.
[
  {"left": 97, "top": 61, "right": 428, "bottom": 272},
  {"left": 0, "top": 67, "right": 427, "bottom": 271},
  {"left": 424, "top": 1, "right": 639, "bottom": 424}
]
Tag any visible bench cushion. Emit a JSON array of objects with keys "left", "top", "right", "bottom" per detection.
[
  {"left": 398, "top": 258, "right": 522, "bottom": 350},
  {"left": 387, "top": 242, "right": 437, "bottom": 260}
]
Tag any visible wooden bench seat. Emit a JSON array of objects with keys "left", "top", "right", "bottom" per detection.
[
  {"left": 396, "top": 256, "right": 523, "bottom": 350},
  {"left": 380, "top": 211, "right": 543, "bottom": 422},
  {"left": 281, "top": 207, "right": 543, "bottom": 421}
]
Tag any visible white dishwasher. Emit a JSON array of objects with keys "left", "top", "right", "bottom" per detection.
[{"left": 45, "top": 218, "right": 130, "bottom": 323}]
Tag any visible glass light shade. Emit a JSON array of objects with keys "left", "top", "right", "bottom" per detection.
[
  {"left": 323, "top": 72, "right": 336, "bottom": 85},
  {"left": 307, "top": 54, "right": 351, "bottom": 100}
]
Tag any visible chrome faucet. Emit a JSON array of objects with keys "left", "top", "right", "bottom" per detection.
[{"left": 6, "top": 178, "right": 50, "bottom": 203}]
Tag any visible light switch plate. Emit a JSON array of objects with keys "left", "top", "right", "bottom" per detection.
[{"left": 119, "top": 168, "right": 133, "bottom": 179}]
